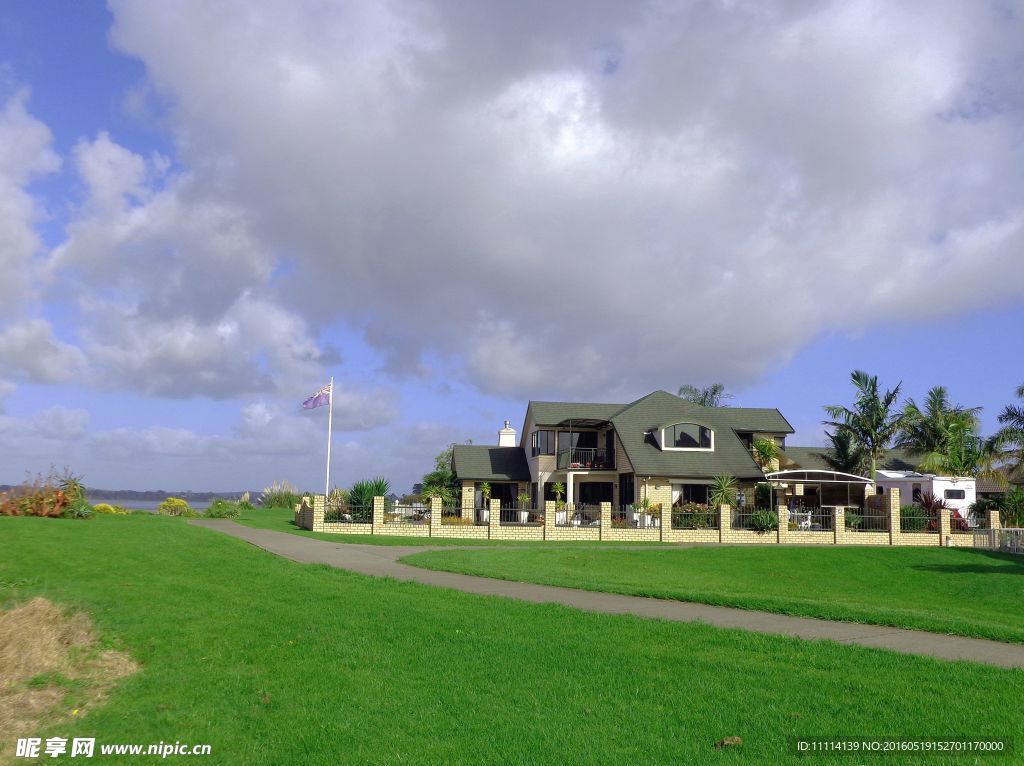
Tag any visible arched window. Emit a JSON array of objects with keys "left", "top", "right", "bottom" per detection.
[{"left": 662, "top": 423, "right": 713, "bottom": 450}]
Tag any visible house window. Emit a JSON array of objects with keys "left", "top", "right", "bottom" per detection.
[
  {"left": 774, "top": 436, "right": 786, "bottom": 449},
  {"left": 662, "top": 423, "right": 712, "bottom": 450},
  {"left": 672, "top": 484, "right": 709, "bottom": 506},
  {"left": 912, "top": 483, "right": 922, "bottom": 502},
  {"left": 944, "top": 489, "right": 966, "bottom": 500},
  {"left": 531, "top": 430, "right": 555, "bottom": 457}
]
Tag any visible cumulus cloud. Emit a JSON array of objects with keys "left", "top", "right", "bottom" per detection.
[
  {"left": 104, "top": 0, "right": 1024, "bottom": 398},
  {"left": 0, "top": 319, "right": 88, "bottom": 384},
  {"left": 0, "top": 88, "right": 60, "bottom": 317}
]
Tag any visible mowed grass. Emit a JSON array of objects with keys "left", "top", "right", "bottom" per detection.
[
  {"left": 403, "top": 545, "right": 1024, "bottom": 644},
  {"left": 1, "top": 516, "right": 1022, "bottom": 765},
  {"left": 235, "top": 507, "right": 662, "bottom": 546}
]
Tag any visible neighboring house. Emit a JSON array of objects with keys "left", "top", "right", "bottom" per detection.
[{"left": 451, "top": 390, "right": 794, "bottom": 514}]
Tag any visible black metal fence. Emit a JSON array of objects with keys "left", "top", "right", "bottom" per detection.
[
  {"left": 555, "top": 504, "right": 600, "bottom": 527},
  {"left": 731, "top": 506, "right": 778, "bottom": 531},
  {"left": 324, "top": 503, "right": 372, "bottom": 524},
  {"left": 900, "top": 505, "right": 939, "bottom": 533},
  {"left": 671, "top": 505, "right": 719, "bottom": 530},
  {"left": 844, "top": 505, "right": 890, "bottom": 532},
  {"left": 384, "top": 502, "right": 427, "bottom": 525},
  {"left": 612, "top": 505, "right": 660, "bottom": 529},
  {"left": 499, "top": 503, "right": 543, "bottom": 525},
  {"left": 787, "top": 506, "right": 834, "bottom": 532}
]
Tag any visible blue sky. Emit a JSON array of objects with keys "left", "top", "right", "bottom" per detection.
[{"left": 0, "top": 1, "right": 1022, "bottom": 493}]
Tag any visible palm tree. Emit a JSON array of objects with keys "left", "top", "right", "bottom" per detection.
[
  {"left": 677, "top": 383, "right": 732, "bottom": 407},
  {"left": 994, "top": 384, "right": 1024, "bottom": 481},
  {"left": 751, "top": 438, "right": 779, "bottom": 472},
  {"left": 895, "top": 386, "right": 981, "bottom": 457},
  {"left": 821, "top": 429, "right": 868, "bottom": 475},
  {"left": 823, "top": 371, "right": 905, "bottom": 484},
  {"left": 916, "top": 419, "right": 998, "bottom": 477}
]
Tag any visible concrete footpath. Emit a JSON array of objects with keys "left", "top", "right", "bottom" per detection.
[{"left": 190, "top": 519, "right": 1024, "bottom": 669}]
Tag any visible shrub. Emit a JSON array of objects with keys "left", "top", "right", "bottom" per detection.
[
  {"left": 0, "top": 470, "right": 71, "bottom": 517},
  {"left": 845, "top": 511, "right": 863, "bottom": 530},
  {"left": 1001, "top": 487, "right": 1024, "bottom": 527},
  {"left": 205, "top": 499, "right": 241, "bottom": 519},
  {"left": 900, "top": 504, "right": 927, "bottom": 532},
  {"left": 62, "top": 499, "right": 94, "bottom": 519},
  {"left": 93, "top": 503, "right": 131, "bottom": 515},
  {"left": 57, "top": 469, "right": 87, "bottom": 505},
  {"left": 441, "top": 515, "right": 474, "bottom": 526},
  {"left": 750, "top": 509, "right": 779, "bottom": 532},
  {"left": 672, "top": 502, "right": 715, "bottom": 529},
  {"left": 349, "top": 478, "right": 390, "bottom": 508},
  {"left": 259, "top": 480, "right": 303, "bottom": 510},
  {"left": 157, "top": 497, "right": 196, "bottom": 517},
  {"left": 237, "top": 500, "right": 254, "bottom": 512},
  {"left": 709, "top": 475, "right": 737, "bottom": 509}
]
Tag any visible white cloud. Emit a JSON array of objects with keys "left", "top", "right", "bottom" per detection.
[
  {"left": 101, "top": 0, "right": 1024, "bottom": 399},
  {"left": 0, "top": 87, "right": 59, "bottom": 318},
  {"left": 0, "top": 319, "right": 88, "bottom": 384}
]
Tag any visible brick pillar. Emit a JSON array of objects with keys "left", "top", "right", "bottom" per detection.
[
  {"left": 372, "top": 495, "right": 385, "bottom": 535},
  {"left": 488, "top": 499, "right": 500, "bottom": 537},
  {"left": 544, "top": 500, "right": 555, "bottom": 537},
  {"left": 462, "top": 482, "right": 476, "bottom": 521},
  {"left": 834, "top": 507, "right": 845, "bottom": 545},
  {"left": 599, "top": 502, "right": 611, "bottom": 541},
  {"left": 312, "top": 494, "right": 325, "bottom": 532},
  {"left": 429, "top": 497, "right": 442, "bottom": 537},
  {"left": 939, "top": 507, "right": 951, "bottom": 546},
  {"left": 777, "top": 505, "right": 789, "bottom": 544},
  {"left": 988, "top": 509, "right": 1001, "bottom": 530},
  {"left": 887, "top": 487, "right": 901, "bottom": 545},
  {"left": 719, "top": 504, "right": 731, "bottom": 543}
]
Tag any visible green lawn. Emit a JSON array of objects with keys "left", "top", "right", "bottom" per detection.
[
  {"left": 2, "top": 515, "right": 1022, "bottom": 765},
  {"left": 403, "top": 546, "right": 1024, "bottom": 644},
  {"left": 235, "top": 507, "right": 662, "bottom": 546}
]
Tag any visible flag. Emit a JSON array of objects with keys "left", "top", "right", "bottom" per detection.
[{"left": 302, "top": 383, "right": 332, "bottom": 409}]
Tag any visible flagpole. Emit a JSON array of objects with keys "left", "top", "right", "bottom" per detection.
[{"left": 325, "top": 376, "right": 334, "bottom": 499}]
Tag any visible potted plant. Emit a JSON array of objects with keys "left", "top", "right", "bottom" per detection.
[
  {"left": 517, "top": 492, "right": 532, "bottom": 523},
  {"left": 552, "top": 481, "right": 567, "bottom": 524},
  {"left": 632, "top": 496, "right": 654, "bottom": 528}
]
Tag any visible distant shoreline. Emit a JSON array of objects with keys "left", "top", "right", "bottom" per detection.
[{"left": 0, "top": 485, "right": 257, "bottom": 502}]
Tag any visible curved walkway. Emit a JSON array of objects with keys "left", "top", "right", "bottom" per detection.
[{"left": 191, "top": 519, "right": 1024, "bottom": 669}]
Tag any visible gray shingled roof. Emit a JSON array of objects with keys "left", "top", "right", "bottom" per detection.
[
  {"left": 529, "top": 401, "right": 625, "bottom": 426},
  {"left": 783, "top": 446, "right": 921, "bottom": 474},
  {"left": 451, "top": 445, "right": 531, "bottom": 481},
  {"left": 610, "top": 391, "right": 773, "bottom": 479}
]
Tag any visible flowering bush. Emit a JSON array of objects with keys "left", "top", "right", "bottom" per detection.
[
  {"left": 157, "top": 497, "right": 197, "bottom": 517},
  {"left": 0, "top": 470, "right": 79, "bottom": 517},
  {"left": 672, "top": 502, "right": 716, "bottom": 529},
  {"left": 93, "top": 503, "right": 131, "bottom": 515}
]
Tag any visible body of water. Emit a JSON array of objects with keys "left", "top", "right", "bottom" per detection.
[{"left": 88, "top": 498, "right": 214, "bottom": 512}]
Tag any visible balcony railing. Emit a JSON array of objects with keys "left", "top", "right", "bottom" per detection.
[{"left": 556, "top": 447, "right": 615, "bottom": 470}]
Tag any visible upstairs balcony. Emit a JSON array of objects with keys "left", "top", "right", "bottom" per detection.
[{"left": 557, "top": 447, "right": 615, "bottom": 471}]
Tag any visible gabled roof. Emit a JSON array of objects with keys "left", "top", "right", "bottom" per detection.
[
  {"left": 451, "top": 445, "right": 531, "bottom": 482},
  {"left": 528, "top": 401, "right": 625, "bottom": 426},
  {"left": 610, "top": 391, "right": 770, "bottom": 479}
]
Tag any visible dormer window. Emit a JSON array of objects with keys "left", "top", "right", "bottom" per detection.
[{"left": 662, "top": 423, "right": 713, "bottom": 451}]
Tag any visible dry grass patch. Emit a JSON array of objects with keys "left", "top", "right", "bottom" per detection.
[{"left": 0, "top": 598, "right": 137, "bottom": 759}]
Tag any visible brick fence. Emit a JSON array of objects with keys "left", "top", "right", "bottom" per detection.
[{"left": 294, "top": 487, "right": 1003, "bottom": 547}]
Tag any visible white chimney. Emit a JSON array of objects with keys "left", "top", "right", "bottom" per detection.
[{"left": 498, "top": 419, "right": 517, "bottom": 447}]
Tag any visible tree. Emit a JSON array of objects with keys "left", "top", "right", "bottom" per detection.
[
  {"left": 821, "top": 429, "right": 868, "bottom": 475},
  {"left": 751, "top": 438, "right": 779, "bottom": 472},
  {"left": 677, "top": 383, "right": 732, "bottom": 407},
  {"left": 419, "top": 440, "right": 470, "bottom": 503},
  {"left": 895, "top": 386, "right": 981, "bottom": 456},
  {"left": 916, "top": 419, "right": 998, "bottom": 478},
  {"left": 823, "top": 371, "right": 905, "bottom": 484},
  {"left": 994, "top": 384, "right": 1024, "bottom": 481}
]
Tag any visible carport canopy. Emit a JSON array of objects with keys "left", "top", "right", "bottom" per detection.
[{"left": 764, "top": 469, "right": 872, "bottom": 484}]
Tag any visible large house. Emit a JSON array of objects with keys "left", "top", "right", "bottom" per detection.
[{"left": 452, "top": 390, "right": 801, "bottom": 516}]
